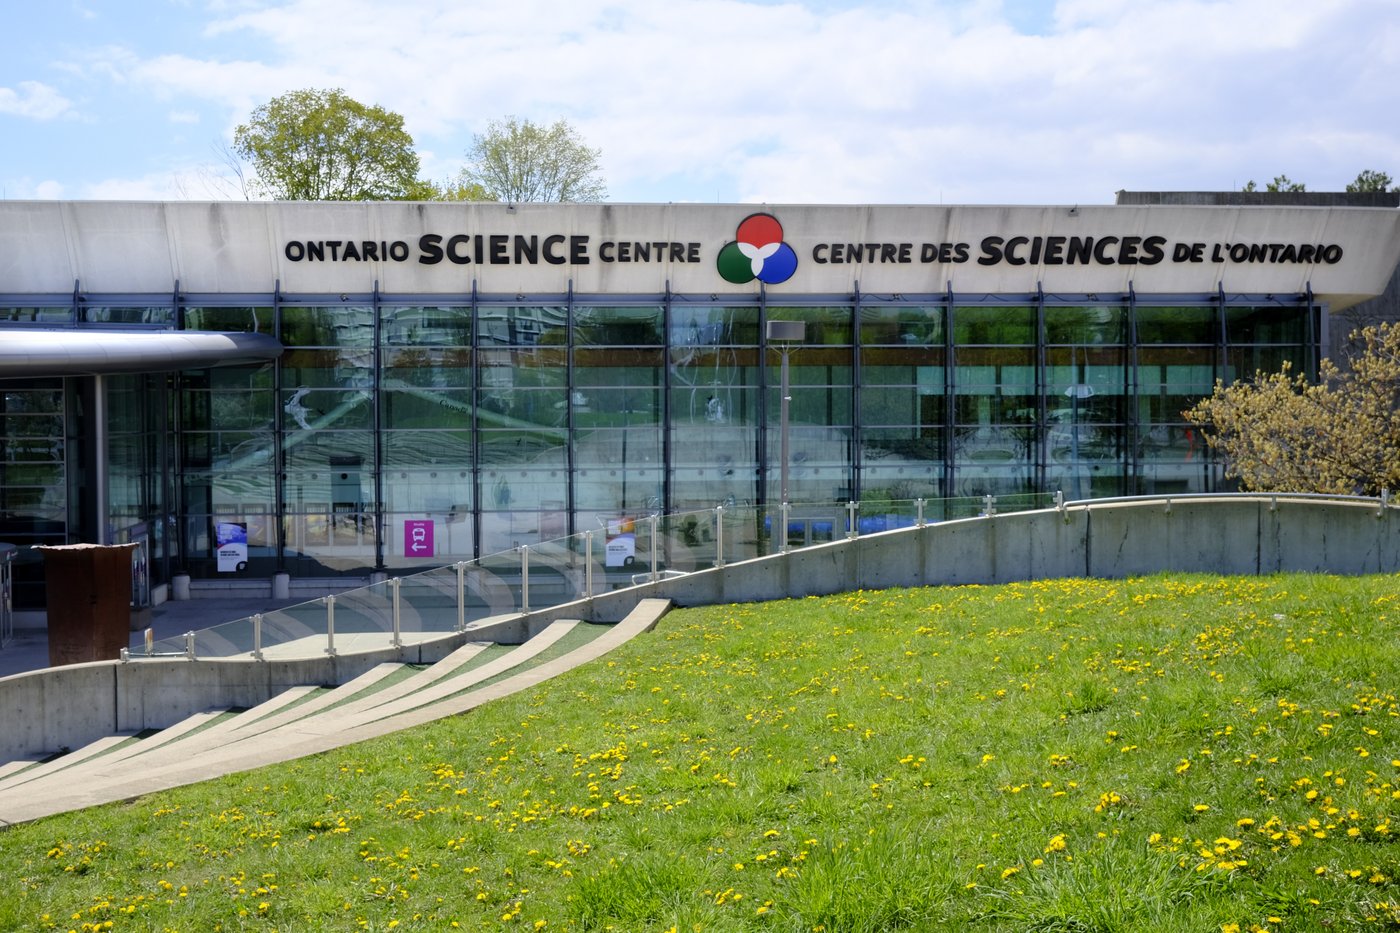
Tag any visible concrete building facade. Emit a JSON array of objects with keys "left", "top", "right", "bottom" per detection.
[{"left": 3, "top": 200, "right": 1399, "bottom": 611}]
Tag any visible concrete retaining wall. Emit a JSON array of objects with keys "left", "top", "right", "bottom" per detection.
[{"left": 3, "top": 495, "right": 1395, "bottom": 761}]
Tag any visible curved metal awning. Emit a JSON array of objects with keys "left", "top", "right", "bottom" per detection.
[{"left": 0, "top": 330, "right": 283, "bottom": 378}]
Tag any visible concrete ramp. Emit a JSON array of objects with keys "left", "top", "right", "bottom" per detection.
[{"left": 0, "top": 600, "right": 670, "bottom": 825}]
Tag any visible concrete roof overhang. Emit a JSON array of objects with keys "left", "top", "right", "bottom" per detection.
[{"left": 0, "top": 330, "right": 283, "bottom": 378}]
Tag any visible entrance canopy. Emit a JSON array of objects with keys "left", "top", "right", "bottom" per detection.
[{"left": 0, "top": 330, "right": 283, "bottom": 378}]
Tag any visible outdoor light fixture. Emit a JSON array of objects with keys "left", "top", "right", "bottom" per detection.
[{"left": 767, "top": 320, "right": 806, "bottom": 506}]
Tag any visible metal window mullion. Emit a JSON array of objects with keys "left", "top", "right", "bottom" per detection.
[
  {"left": 372, "top": 280, "right": 385, "bottom": 571},
  {"left": 273, "top": 280, "right": 287, "bottom": 569},
  {"left": 1034, "top": 284, "right": 1047, "bottom": 493},
  {"left": 850, "top": 285, "right": 862, "bottom": 503},
  {"left": 1127, "top": 284, "right": 1141, "bottom": 492},
  {"left": 662, "top": 282, "right": 673, "bottom": 515},
  {"left": 757, "top": 286, "right": 769, "bottom": 511},
  {"left": 470, "top": 280, "right": 481, "bottom": 560},
  {"left": 565, "top": 282, "right": 576, "bottom": 539},
  {"left": 943, "top": 283, "right": 955, "bottom": 497}
]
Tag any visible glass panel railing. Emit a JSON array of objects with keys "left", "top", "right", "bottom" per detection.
[{"left": 135, "top": 492, "right": 1062, "bottom": 659}]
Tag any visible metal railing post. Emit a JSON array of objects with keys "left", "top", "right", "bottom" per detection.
[
  {"left": 390, "top": 577, "right": 402, "bottom": 648},
  {"left": 649, "top": 514, "right": 660, "bottom": 582},
  {"left": 916, "top": 497, "right": 925, "bottom": 528},
  {"left": 780, "top": 501, "right": 790, "bottom": 553},
  {"left": 520, "top": 545, "right": 530, "bottom": 614},
  {"left": 714, "top": 505, "right": 725, "bottom": 568},
  {"left": 184, "top": 631, "right": 196, "bottom": 660},
  {"left": 583, "top": 531, "right": 594, "bottom": 599},
  {"left": 456, "top": 561, "right": 466, "bottom": 632},
  {"left": 325, "top": 594, "right": 337, "bottom": 656},
  {"left": 847, "top": 501, "right": 858, "bottom": 539},
  {"left": 252, "top": 612, "right": 263, "bottom": 661}
]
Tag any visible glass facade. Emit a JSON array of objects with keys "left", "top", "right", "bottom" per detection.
[{"left": 0, "top": 289, "right": 1320, "bottom": 594}]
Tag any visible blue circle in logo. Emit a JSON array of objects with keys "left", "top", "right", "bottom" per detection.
[{"left": 755, "top": 242, "right": 798, "bottom": 285}]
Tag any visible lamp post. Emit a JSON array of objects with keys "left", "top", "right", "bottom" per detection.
[{"left": 766, "top": 321, "right": 806, "bottom": 508}]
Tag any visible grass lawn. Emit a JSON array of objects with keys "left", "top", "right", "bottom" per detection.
[{"left": 2, "top": 573, "right": 1398, "bottom": 932}]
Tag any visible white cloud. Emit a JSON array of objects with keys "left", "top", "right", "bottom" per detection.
[
  {"left": 0, "top": 81, "right": 73, "bottom": 120},
  {"left": 19, "top": 0, "right": 1400, "bottom": 202}
]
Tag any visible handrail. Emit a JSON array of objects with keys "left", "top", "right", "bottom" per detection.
[{"left": 129, "top": 489, "right": 1391, "bottom": 661}]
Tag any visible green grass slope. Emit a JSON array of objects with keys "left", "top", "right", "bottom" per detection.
[{"left": 2, "top": 573, "right": 1398, "bottom": 932}]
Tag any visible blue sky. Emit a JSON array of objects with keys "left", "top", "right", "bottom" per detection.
[{"left": 2, "top": 0, "right": 1397, "bottom": 204}]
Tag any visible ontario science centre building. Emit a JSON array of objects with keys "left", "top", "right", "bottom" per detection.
[{"left": 2, "top": 197, "right": 1399, "bottom": 616}]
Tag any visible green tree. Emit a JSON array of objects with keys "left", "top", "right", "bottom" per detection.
[
  {"left": 1184, "top": 323, "right": 1400, "bottom": 495},
  {"left": 1241, "top": 175, "right": 1307, "bottom": 193},
  {"left": 457, "top": 117, "right": 606, "bottom": 202},
  {"left": 234, "top": 88, "right": 421, "bottom": 200},
  {"left": 1346, "top": 169, "right": 1393, "bottom": 193}
]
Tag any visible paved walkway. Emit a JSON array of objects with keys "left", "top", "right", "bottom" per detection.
[{"left": 0, "top": 596, "right": 305, "bottom": 679}]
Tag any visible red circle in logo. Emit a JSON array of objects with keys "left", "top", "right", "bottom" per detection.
[{"left": 735, "top": 213, "right": 783, "bottom": 248}]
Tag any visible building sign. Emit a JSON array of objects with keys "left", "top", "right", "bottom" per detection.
[
  {"left": 404, "top": 519, "right": 434, "bottom": 558},
  {"left": 6, "top": 202, "right": 1396, "bottom": 308},
  {"left": 215, "top": 522, "right": 248, "bottom": 573},
  {"left": 280, "top": 216, "right": 1346, "bottom": 278}
]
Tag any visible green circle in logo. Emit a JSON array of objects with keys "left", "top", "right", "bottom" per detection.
[{"left": 716, "top": 241, "right": 756, "bottom": 284}]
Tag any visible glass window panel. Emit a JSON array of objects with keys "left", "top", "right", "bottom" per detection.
[
  {"left": 380, "top": 305, "right": 471, "bottom": 346},
  {"left": 1225, "top": 345, "right": 1306, "bottom": 381},
  {"left": 767, "top": 385, "right": 852, "bottom": 424},
  {"left": 573, "top": 466, "right": 665, "bottom": 510},
  {"left": 479, "top": 468, "right": 570, "bottom": 510},
  {"left": 282, "top": 430, "right": 374, "bottom": 468},
  {"left": 0, "top": 463, "right": 64, "bottom": 486},
  {"left": 863, "top": 462, "right": 943, "bottom": 499},
  {"left": 281, "top": 389, "right": 374, "bottom": 430},
  {"left": 573, "top": 389, "right": 663, "bottom": 427},
  {"left": 859, "top": 346, "right": 947, "bottom": 373},
  {"left": 1, "top": 413, "right": 64, "bottom": 437},
  {"left": 670, "top": 306, "right": 760, "bottom": 346},
  {"left": 477, "top": 306, "right": 568, "bottom": 347},
  {"left": 574, "top": 427, "right": 663, "bottom": 466},
  {"left": 669, "top": 386, "right": 758, "bottom": 425},
  {"left": 0, "top": 434, "right": 64, "bottom": 462},
  {"left": 181, "top": 471, "right": 277, "bottom": 506},
  {"left": 0, "top": 306, "right": 72, "bottom": 323},
  {"left": 858, "top": 304, "right": 945, "bottom": 345},
  {"left": 477, "top": 388, "right": 569, "bottom": 428},
  {"left": 382, "top": 430, "right": 473, "bottom": 466},
  {"left": 282, "top": 348, "right": 375, "bottom": 388},
  {"left": 280, "top": 305, "right": 374, "bottom": 347},
  {"left": 860, "top": 386, "right": 945, "bottom": 427},
  {"left": 184, "top": 306, "right": 275, "bottom": 334},
  {"left": 380, "top": 470, "right": 475, "bottom": 511},
  {"left": 574, "top": 305, "right": 665, "bottom": 345},
  {"left": 953, "top": 306, "right": 1034, "bottom": 344},
  {"left": 478, "top": 347, "right": 566, "bottom": 387},
  {"left": 381, "top": 389, "right": 474, "bottom": 429},
  {"left": 1045, "top": 306, "right": 1126, "bottom": 344},
  {"left": 765, "top": 306, "right": 853, "bottom": 345},
  {"left": 479, "top": 430, "right": 567, "bottom": 467},
  {"left": 1226, "top": 305, "right": 1309, "bottom": 344},
  {"left": 381, "top": 348, "right": 473, "bottom": 386},
  {"left": 1136, "top": 305, "right": 1218, "bottom": 344},
  {"left": 954, "top": 346, "right": 1036, "bottom": 374},
  {"left": 573, "top": 347, "right": 665, "bottom": 385},
  {"left": 2, "top": 388, "right": 64, "bottom": 413},
  {"left": 181, "top": 431, "right": 276, "bottom": 468},
  {"left": 83, "top": 305, "right": 174, "bottom": 325}
]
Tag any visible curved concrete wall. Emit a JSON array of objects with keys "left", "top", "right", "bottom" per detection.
[{"left": 3, "top": 495, "right": 1396, "bottom": 761}]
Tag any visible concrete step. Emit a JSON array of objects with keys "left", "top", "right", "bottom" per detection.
[{"left": 0, "top": 599, "right": 671, "bottom": 824}]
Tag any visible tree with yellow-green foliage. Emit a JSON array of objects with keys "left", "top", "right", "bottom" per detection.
[{"left": 1185, "top": 323, "right": 1400, "bottom": 496}]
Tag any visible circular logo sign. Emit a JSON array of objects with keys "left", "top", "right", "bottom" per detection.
[{"left": 716, "top": 212, "right": 798, "bottom": 285}]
